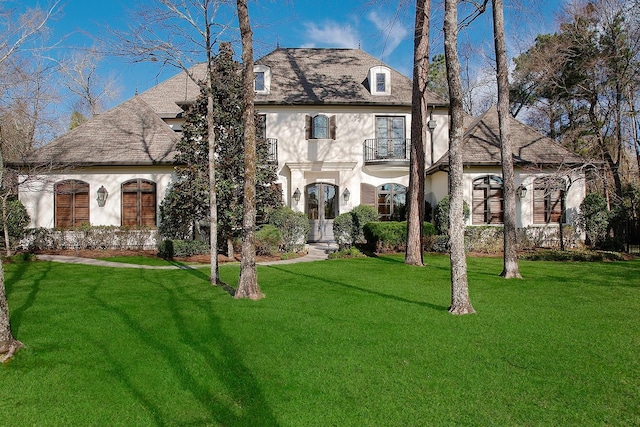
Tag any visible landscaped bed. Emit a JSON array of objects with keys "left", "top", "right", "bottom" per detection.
[{"left": 1, "top": 254, "right": 639, "bottom": 425}]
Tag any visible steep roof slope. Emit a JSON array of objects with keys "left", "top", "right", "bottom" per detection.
[
  {"left": 24, "top": 96, "right": 179, "bottom": 166},
  {"left": 427, "top": 106, "right": 584, "bottom": 174},
  {"left": 138, "top": 63, "right": 207, "bottom": 118},
  {"left": 255, "top": 48, "right": 446, "bottom": 106}
]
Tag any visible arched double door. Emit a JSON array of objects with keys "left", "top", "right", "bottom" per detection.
[{"left": 306, "top": 183, "right": 338, "bottom": 242}]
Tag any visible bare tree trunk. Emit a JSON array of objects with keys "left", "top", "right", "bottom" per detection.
[
  {"left": 444, "top": 0, "right": 474, "bottom": 315},
  {"left": 0, "top": 135, "right": 21, "bottom": 361},
  {"left": 405, "top": 0, "right": 431, "bottom": 267},
  {"left": 492, "top": 0, "right": 521, "bottom": 278},
  {"left": 2, "top": 195, "right": 11, "bottom": 257},
  {"left": 226, "top": 236, "right": 234, "bottom": 259},
  {"left": 235, "top": 0, "right": 263, "bottom": 300}
]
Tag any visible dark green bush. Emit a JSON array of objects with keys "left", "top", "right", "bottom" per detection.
[
  {"left": 0, "top": 199, "right": 30, "bottom": 250},
  {"left": 333, "top": 204, "right": 378, "bottom": 249},
  {"left": 269, "top": 207, "right": 310, "bottom": 252},
  {"left": 255, "top": 225, "right": 282, "bottom": 256},
  {"left": 158, "top": 239, "right": 209, "bottom": 259},
  {"left": 577, "top": 193, "right": 610, "bottom": 247},
  {"left": 328, "top": 247, "right": 366, "bottom": 259},
  {"left": 363, "top": 221, "right": 437, "bottom": 253},
  {"left": 433, "top": 196, "right": 470, "bottom": 235}
]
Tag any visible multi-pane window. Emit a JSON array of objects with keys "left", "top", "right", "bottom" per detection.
[
  {"left": 377, "top": 183, "right": 407, "bottom": 221},
  {"left": 121, "top": 179, "right": 156, "bottom": 227},
  {"left": 312, "top": 115, "right": 329, "bottom": 139},
  {"left": 375, "top": 116, "right": 406, "bottom": 159},
  {"left": 376, "top": 73, "right": 386, "bottom": 92},
  {"left": 472, "top": 176, "right": 504, "bottom": 224},
  {"left": 254, "top": 71, "right": 265, "bottom": 92},
  {"left": 305, "top": 114, "right": 336, "bottom": 140},
  {"left": 533, "top": 177, "right": 566, "bottom": 224},
  {"left": 54, "top": 180, "right": 90, "bottom": 227}
]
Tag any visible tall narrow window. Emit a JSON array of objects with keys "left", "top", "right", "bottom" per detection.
[
  {"left": 254, "top": 71, "right": 265, "bottom": 92},
  {"left": 375, "top": 116, "right": 406, "bottom": 159},
  {"left": 54, "top": 180, "right": 90, "bottom": 228},
  {"left": 472, "top": 176, "right": 503, "bottom": 224},
  {"left": 376, "top": 73, "right": 386, "bottom": 92},
  {"left": 121, "top": 179, "right": 157, "bottom": 227},
  {"left": 377, "top": 183, "right": 407, "bottom": 221},
  {"left": 305, "top": 114, "right": 336, "bottom": 140},
  {"left": 533, "top": 177, "right": 566, "bottom": 224}
]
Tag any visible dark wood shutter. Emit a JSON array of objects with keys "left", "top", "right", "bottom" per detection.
[
  {"left": 472, "top": 188, "right": 485, "bottom": 225},
  {"left": 533, "top": 188, "right": 546, "bottom": 224},
  {"left": 329, "top": 115, "right": 337, "bottom": 140},
  {"left": 122, "top": 180, "right": 156, "bottom": 227},
  {"left": 360, "top": 183, "right": 376, "bottom": 207},
  {"left": 55, "top": 180, "right": 89, "bottom": 228},
  {"left": 488, "top": 188, "right": 503, "bottom": 224},
  {"left": 305, "top": 115, "right": 312, "bottom": 140}
]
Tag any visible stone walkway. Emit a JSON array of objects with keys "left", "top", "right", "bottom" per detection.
[{"left": 36, "top": 243, "right": 338, "bottom": 270}]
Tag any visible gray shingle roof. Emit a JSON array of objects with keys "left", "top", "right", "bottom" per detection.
[
  {"left": 24, "top": 96, "right": 179, "bottom": 166},
  {"left": 426, "top": 106, "right": 585, "bottom": 174},
  {"left": 138, "top": 63, "right": 207, "bottom": 118},
  {"left": 255, "top": 48, "right": 446, "bottom": 106}
]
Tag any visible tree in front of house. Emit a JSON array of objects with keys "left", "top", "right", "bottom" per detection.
[
  {"left": 444, "top": 0, "right": 475, "bottom": 315},
  {"left": 159, "top": 45, "right": 280, "bottom": 260}
]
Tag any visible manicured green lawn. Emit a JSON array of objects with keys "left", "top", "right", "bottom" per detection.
[{"left": 2, "top": 255, "right": 639, "bottom": 426}]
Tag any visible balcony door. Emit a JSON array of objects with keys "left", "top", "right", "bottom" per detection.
[
  {"left": 376, "top": 116, "right": 406, "bottom": 159},
  {"left": 306, "top": 183, "right": 338, "bottom": 242}
]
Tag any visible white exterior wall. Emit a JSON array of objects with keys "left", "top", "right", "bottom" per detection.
[
  {"left": 428, "top": 167, "right": 586, "bottom": 229},
  {"left": 19, "top": 166, "right": 175, "bottom": 228},
  {"left": 260, "top": 105, "right": 411, "bottom": 215}
]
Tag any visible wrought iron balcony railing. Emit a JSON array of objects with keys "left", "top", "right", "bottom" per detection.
[
  {"left": 363, "top": 138, "right": 410, "bottom": 164},
  {"left": 264, "top": 138, "right": 278, "bottom": 164}
]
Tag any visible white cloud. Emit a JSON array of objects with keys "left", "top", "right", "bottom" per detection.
[
  {"left": 366, "top": 11, "right": 409, "bottom": 56},
  {"left": 301, "top": 21, "right": 359, "bottom": 49}
]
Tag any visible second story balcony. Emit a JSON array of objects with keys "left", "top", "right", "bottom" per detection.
[
  {"left": 259, "top": 137, "right": 278, "bottom": 165},
  {"left": 363, "top": 138, "right": 410, "bottom": 168}
]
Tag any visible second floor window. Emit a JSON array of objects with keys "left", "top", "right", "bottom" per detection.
[
  {"left": 305, "top": 114, "right": 336, "bottom": 140},
  {"left": 376, "top": 116, "right": 406, "bottom": 158},
  {"left": 376, "top": 73, "right": 386, "bottom": 92}
]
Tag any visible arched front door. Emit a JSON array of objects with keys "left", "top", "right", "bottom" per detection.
[{"left": 306, "top": 183, "right": 338, "bottom": 242}]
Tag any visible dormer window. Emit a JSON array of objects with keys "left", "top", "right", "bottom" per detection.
[
  {"left": 254, "top": 64, "right": 271, "bottom": 94},
  {"left": 369, "top": 66, "right": 391, "bottom": 96},
  {"left": 305, "top": 114, "right": 337, "bottom": 140}
]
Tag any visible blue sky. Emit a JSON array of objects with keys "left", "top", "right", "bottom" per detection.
[{"left": 26, "top": 0, "right": 566, "bottom": 111}]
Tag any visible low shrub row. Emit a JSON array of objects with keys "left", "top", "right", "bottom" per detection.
[
  {"left": 363, "top": 222, "right": 436, "bottom": 253},
  {"left": 158, "top": 239, "right": 210, "bottom": 259},
  {"left": 23, "top": 226, "right": 157, "bottom": 251}
]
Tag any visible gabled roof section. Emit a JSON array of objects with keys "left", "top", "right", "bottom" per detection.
[
  {"left": 254, "top": 48, "right": 447, "bottom": 106},
  {"left": 138, "top": 63, "right": 207, "bottom": 118},
  {"left": 23, "top": 96, "right": 179, "bottom": 166},
  {"left": 427, "top": 106, "right": 585, "bottom": 174}
]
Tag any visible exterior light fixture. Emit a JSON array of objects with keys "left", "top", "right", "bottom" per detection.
[
  {"left": 516, "top": 184, "right": 527, "bottom": 199},
  {"left": 292, "top": 187, "right": 301, "bottom": 204},
  {"left": 97, "top": 185, "right": 109, "bottom": 207},
  {"left": 343, "top": 188, "right": 350, "bottom": 202},
  {"left": 427, "top": 120, "right": 437, "bottom": 131}
]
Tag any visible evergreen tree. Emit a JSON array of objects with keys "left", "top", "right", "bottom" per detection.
[{"left": 159, "top": 44, "right": 281, "bottom": 256}]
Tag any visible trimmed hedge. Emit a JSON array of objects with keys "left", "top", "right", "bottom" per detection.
[
  {"left": 255, "top": 225, "right": 282, "bottom": 256},
  {"left": 158, "top": 239, "right": 209, "bottom": 259},
  {"left": 363, "top": 221, "right": 436, "bottom": 253}
]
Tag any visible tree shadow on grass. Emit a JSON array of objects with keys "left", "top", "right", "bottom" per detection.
[
  {"left": 5, "top": 259, "right": 54, "bottom": 335},
  {"left": 86, "top": 273, "right": 278, "bottom": 426},
  {"left": 264, "top": 264, "right": 449, "bottom": 312}
]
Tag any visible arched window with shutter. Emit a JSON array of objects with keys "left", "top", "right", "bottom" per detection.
[
  {"left": 472, "top": 176, "right": 503, "bottom": 224},
  {"left": 54, "top": 180, "right": 90, "bottom": 228},
  {"left": 121, "top": 179, "right": 157, "bottom": 227},
  {"left": 533, "top": 177, "right": 566, "bottom": 224}
]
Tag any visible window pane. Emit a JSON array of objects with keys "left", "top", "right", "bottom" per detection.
[
  {"left": 255, "top": 72, "right": 265, "bottom": 91},
  {"left": 324, "top": 185, "right": 337, "bottom": 219},
  {"left": 312, "top": 115, "right": 328, "bottom": 139},
  {"left": 376, "top": 73, "right": 386, "bottom": 92},
  {"left": 306, "top": 185, "right": 319, "bottom": 220}
]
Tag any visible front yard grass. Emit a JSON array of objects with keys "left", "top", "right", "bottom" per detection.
[{"left": 1, "top": 254, "right": 639, "bottom": 426}]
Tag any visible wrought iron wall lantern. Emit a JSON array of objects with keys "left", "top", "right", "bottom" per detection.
[
  {"left": 292, "top": 187, "right": 301, "bottom": 204},
  {"left": 97, "top": 185, "right": 109, "bottom": 207},
  {"left": 343, "top": 188, "right": 350, "bottom": 203},
  {"left": 516, "top": 184, "right": 527, "bottom": 199}
]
